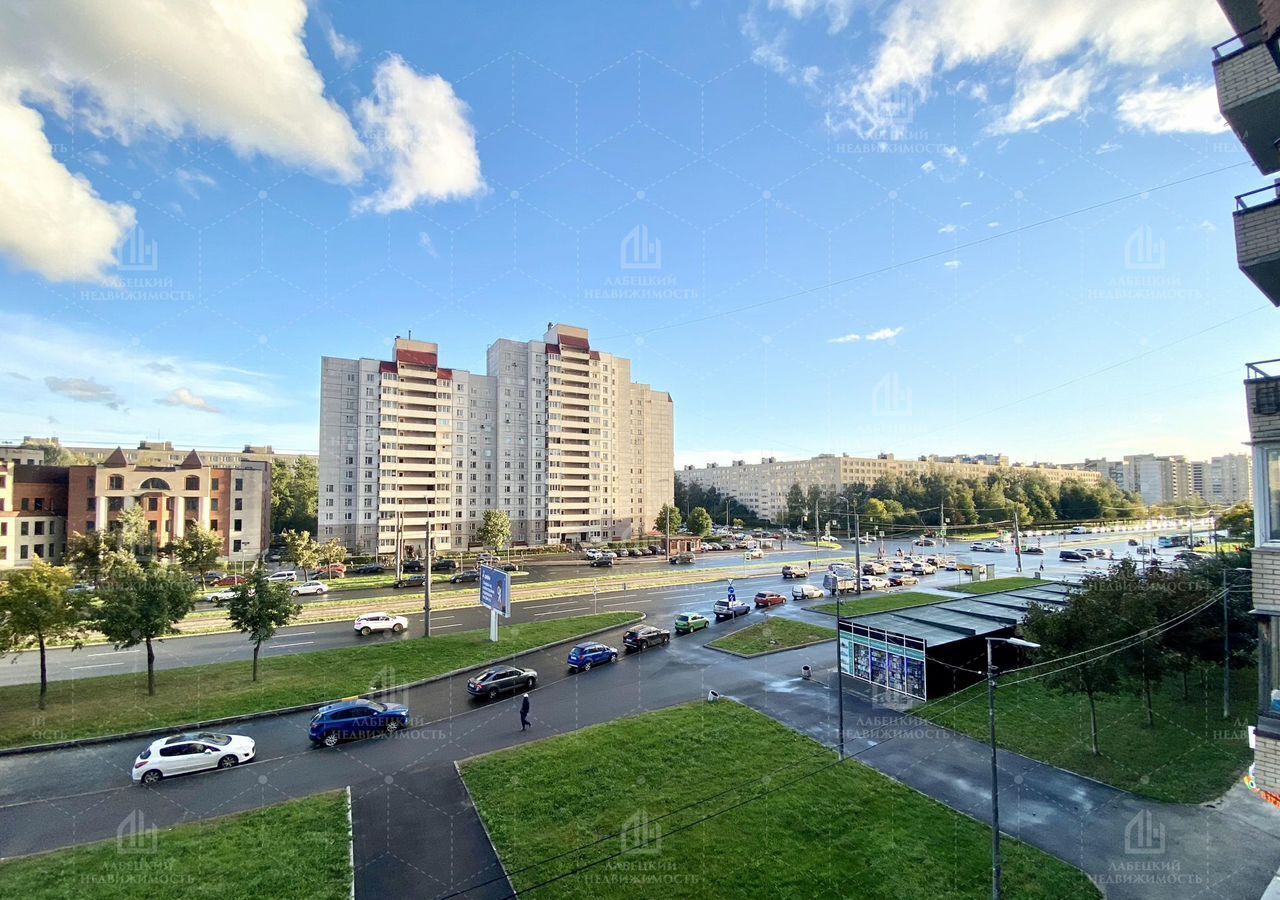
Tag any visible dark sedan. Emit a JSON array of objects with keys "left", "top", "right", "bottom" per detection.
[
  {"left": 451, "top": 570, "right": 481, "bottom": 584},
  {"left": 467, "top": 665, "right": 538, "bottom": 700},
  {"left": 623, "top": 625, "right": 671, "bottom": 650},
  {"left": 393, "top": 574, "right": 426, "bottom": 589}
]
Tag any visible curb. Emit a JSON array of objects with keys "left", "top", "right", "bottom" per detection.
[
  {"left": 703, "top": 618, "right": 837, "bottom": 659},
  {"left": 453, "top": 760, "right": 515, "bottom": 897},
  {"left": 0, "top": 613, "right": 644, "bottom": 758},
  {"left": 345, "top": 785, "right": 356, "bottom": 900}
]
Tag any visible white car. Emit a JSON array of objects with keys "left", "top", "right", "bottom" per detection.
[
  {"left": 204, "top": 588, "right": 239, "bottom": 603},
  {"left": 584, "top": 548, "right": 602, "bottom": 560},
  {"left": 792, "top": 584, "right": 824, "bottom": 600},
  {"left": 743, "top": 547, "right": 764, "bottom": 559},
  {"left": 911, "top": 562, "right": 936, "bottom": 575},
  {"left": 290, "top": 581, "right": 329, "bottom": 597},
  {"left": 861, "top": 575, "right": 890, "bottom": 590},
  {"left": 132, "top": 732, "right": 256, "bottom": 785},
  {"left": 858, "top": 535, "right": 875, "bottom": 544},
  {"left": 889, "top": 559, "right": 908, "bottom": 572},
  {"left": 267, "top": 570, "right": 297, "bottom": 583},
  {"left": 354, "top": 612, "right": 409, "bottom": 636}
]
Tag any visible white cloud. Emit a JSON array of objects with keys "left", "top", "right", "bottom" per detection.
[
  {"left": 45, "top": 376, "right": 122, "bottom": 409},
  {"left": 0, "top": 92, "right": 135, "bottom": 283},
  {"left": 865, "top": 327, "right": 903, "bottom": 341},
  {"left": 356, "top": 56, "right": 485, "bottom": 213},
  {"left": 987, "top": 221, "right": 1000, "bottom": 228},
  {"left": 1095, "top": 140, "right": 1121, "bottom": 154},
  {"left": 157, "top": 388, "right": 221, "bottom": 414},
  {"left": 325, "top": 24, "right": 360, "bottom": 67},
  {"left": 174, "top": 168, "right": 217, "bottom": 198},
  {"left": 938, "top": 223, "right": 957, "bottom": 233},
  {"left": 920, "top": 160, "right": 937, "bottom": 173},
  {"left": 1115, "top": 80, "right": 1227, "bottom": 134},
  {"left": 828, "top": 333, "right": 862, "bottom": 343},
  {"left": 987, "top": 65, "right": 1094, "bottom": 134},
  {"left": 768, "top": 0, "right": 857, "bottom": 33},
  {"left": 944, "top": 259, "right": 961, "bottom": 269}
]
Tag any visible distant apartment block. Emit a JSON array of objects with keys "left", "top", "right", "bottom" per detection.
[
  {"left": 1084, "top": 453, "right": 1252, "bottom": 506},
  {"left": 678, "top": 452, "right": 1098, "bottom": 523},
  {"left": 7, "top": 438, "right": 314, "bottom": 468},
  {"left": 0, "top": 461, "right": 68, "bottom": 568},
  {"left": 318, "top": 324, "right": 674, "bottom": 556}
]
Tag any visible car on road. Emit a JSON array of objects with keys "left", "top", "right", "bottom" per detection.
[
  {"left": 203, "top": 588, "right": 240, "bottom": 603},
  {"left": 432, "top": 559, "right": 459, "bottom": 573},
  {"left": 858, "top": 535, "right": 874, "bottom": 544},
  {"left": 567, "top": 641, "right": 618, "bottom": 672},
  {"left": 913, "top": 537, "right": 936, "bottom": 547},
  {"left": 911, "top": 562, "right": 935, "bottom": 576},
  {"left": 1071, "top": 525, "right": 1088, "bottom": 534},
  {"left": 862, "top": 561, "right": 887, "bottom": 576},
  {"left": 584, "top": 548, "right": 603, "bottom": 560},
  {"left": 1076, "top": 548, "right": 1097, "bottom": 558},
  {"left": 451, "top": 570, "right": 481, "bottom": 584},
  {"left": 713, "top": 598, "right": 752, "bottom": 621},
  {"left": 315, "top": 564, "right": 346, "bottom": 578},
  {"left": 889, "top": 574, "right": 919, "bottom": 587},
  {"left": 792, "top": 584, "right": 824, "bottom": 600},
  {"left": 624, "top": 625, "right": 671, "bottom": 650},
  {"left": 1021, "top": 545, "right": 1044, "bottom": 555},
  {"left": 213, "top": 574, "right": 246, "bottom": 587},
  {"left": 289, "top": 581, "right": 328, "bottom": 598},
  {"left": 944, "top": 559, "right": 961, "bottom": 571},
  {"left": 675, "top": 613, "right": 710, "bottom": 634},
  {"left": 781, "top": 564, "right": 808, "bottom": 579},
  {"left": 753, "top": 591, "right": 786, "bottom": 608},
  {"left": 648, "top": 544, "right": 662, "bottom": 555},
  {"left": 133, "top": 731, "right": 256, "bottom": 785},
  {"left": 267, "top": 570, "right": 297, "bottom": 583},
  {"left": 467, "top": 665, "right": 537, "bottom": 700},
  {"left": 1059, "top": 550, "right": 1087, "bottom": 562},
  {"left": 354, "top": 612, "right": 409, "bottom": 635},
  {"left": 888, "top": 559, "right": 908, "bottom": 572},
  {"left": 616, "top": 549, "right": 630, "bottom": 558},
  {"left": 670, "top": 553, "right": 695, "bottom": 564},
  {"left": 402, "top": 560, "right": 425, "bottom": 573},
  {"left": 590, "top": 556, "right": 615, "bottom": 568},
  {"left": 393, "top": 574, "right": 426, "bottom": 589},
  {"left": 743, "top": 547, "right": 764, "bottom": 559},
  {"left": 351, "top": 564, "right": 386, "bottom": 576},
  {"left": 861, "top": 575, "right": 890, "bottom": 590},
  {"left": 309, "top": 699, "right": 409, "bottom": 747}
]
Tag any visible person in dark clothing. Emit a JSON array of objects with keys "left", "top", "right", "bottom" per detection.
[{"left": 520, "top": 693, "right": 531, "bottom": 731}]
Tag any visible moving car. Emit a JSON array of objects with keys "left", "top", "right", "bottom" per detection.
[
  {"left": 675, "top": 613, "right": 710, "bottom": 634},
  {"left": 567, "top": 641, "right": 618, "bottom": 672},
  {"left": 467, "top": 665, "right": 537, "bottom": 700},
  {"left": 1022, "top": 545, "right": 1045, "bottom": 555},
  {"left": 133, "top": 732, "right": 256, "bottom": 785},
  {"left": 432, "top": 559, "right": 459, "bottom": 573},
  {"left": 309, "top": 699, "right": 409, "bottom": 747},
  {"left": 753, "top": 591, "right": 786, "bottom": 608},
  {"left": 590, "top": 556, "right": 615, "bottom": 568},
  {"left": 713, "top": 598, "right": 752, "bottom": 620},
  {"left": 267, "top": 570, "right": 297, "bottom": 583},
  {"left": 944, "top": 559, "right": 961, "bottom": 571},
  {"left": 213, "top": 575, "right": 246, "bottom": 587},
  {"left": 861, "top": 575, "right": 890, "bottom": 590},
  {"left": 203, "top": 588, "right": 240, "bottom": 603},
  {"left": 451, "top": 570, "right": 481, "bottom": 584},
  {"left": 862, "top": 561, "right": 887, "bottom": 575},
  {"left": 889, "top": 574, "right": 919, "bottom": 587},
  {"left": 792, "top": 583, "right": 824, "bottom": 600},
  {"left": 623, "top": 625, "right": 671, "bottom": 650},
  {"left": 911, "top": 562, "right": 935, "bottom": 576},
  {"left": 351, "top": 564, "right": 386, "bottom": 575},
  {"left": 354, "top": 612, "right": 409, "bottom": 635},
  {"left": 889, "top": 559, "right": 908, "bottom": 572},
  {"left": 971, "top": 542, "right": 986, "bottom": 551},
  {"left": 393, "top": 574, "right": 426, "bottom": 589},
  {"left": 743, "top": 547, "right": 764, "bottom": 559},
  {"left": 913, "top": 537, "right": 936, "bottom": 547},
  {"left": 1059, "top": 550, "right": 1087, "bottom": 562},
  {"left": 290, "top": 581, "right": 329, "bottom": 597},
  {"left": 1127, "top": 538, "right": 1140, "bottom": 546},
  {"left": 1071, "top": 525, "right": 1088, "bottom": 534},
  {"left": 781, "top": 565, "right": 808, "bottom": 579},
  {"left": 670, "top": 553, "right": 695, "bottom": 564}
]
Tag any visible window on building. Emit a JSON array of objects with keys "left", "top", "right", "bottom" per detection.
[
  {"left": 109, "top": 475, "right": 123, "bottom": 490},
  {"left": 234, "top": 477, "right": 243, "bottom": 491},
  {"left": 211, "top": 478, "right": 219, "bottom": 491},
  {"left": 185, "top": 475, "right": 199, "bottom": 490},
  {"left": 19, "top": 498, "right": 28, "bottom": 511},
  {"left": 233, "top": 518, "right": 242, "bottom": 532}
]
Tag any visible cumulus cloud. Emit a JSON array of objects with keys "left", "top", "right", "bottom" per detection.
[
  {"left": 1115, "top": 80, "right": 1227, "bottom": 134},
  {"left": 987, "top": 65, "right": 1094, "bottom": 134},
  {"left": 829, "top": 333, "right": 862, "bottom": 344},
  {"left": 938, "top": 223, "right": 957, "bottom": 233},
  {"left": 828, "top": 326, "right": 903, "bottom": 344},
  {"left": 356, "top": 55, "right": 485, "bottom": 213},
  {"left": 326, "top": 25, "right": 360, "bottom": 67},
  {"left": 45, "top": 376, "right": 123, "bottom": 409},
  {"left": 944, "top": 259, "right": 961, "bottom": 269},
  {"left": 157, "top": 387, "right": 221, "bottom": 414}
]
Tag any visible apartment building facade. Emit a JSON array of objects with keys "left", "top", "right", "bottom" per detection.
[
  {"left": 319, "top": 324, "right": 673, "bottom": 557},
  {"left": 6, "top": 438, "right": 314, "bottom": 468},
  {"left": 0, "top": 461, "right": 69, "bottom": 568},
  {"left": 679, "top": 452, "right": 1099, "bottom": 523}
]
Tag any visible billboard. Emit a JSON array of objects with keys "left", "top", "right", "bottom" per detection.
[
  {"left": 840, "top": 621, "right": 927, "bottom": 701},
  {"left": 479, "top": 565, "right": 511, "bottom": 618}
]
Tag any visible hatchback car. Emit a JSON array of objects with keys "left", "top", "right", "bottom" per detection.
[
  {"left": 267, "top": 570, "right": 297, "bottom": 583},
  {"left": 567, "top": 642, "right": 618, "bottom": 672},
  {"left": 781, "top": 565, "right": 808, "bottom": 579},
  {"left": 623, "top": 625, "right": 671, "bottom": 651},
  {"left": 467, "top": 665, "right": 537, "bottom": 700},
  {"left": 670, "top": 553, "right": 695, "bottom": 564},
  {"left": 713, "top": 599, "right": 752, "bottom": 621},
  {"left": 590, "top": 556, "right": 615, "bottom": 568},
  {"left": 354, "top": 612, "right": 409, "bottom": 635},
  {"left": 674, "top": 613, "right": 710, "bottom": 634},
  {"left": 133, "top": 732, "right": 255, "bottom": 785},
  {"left": 861, "top": 575, "right": 890, "bottom": 590},
  {"left": 204, "top": 588, "right": 240, "bottom": 604},
  {"left": 309, "top": 699, "right": 409, "bottom": 747},
  {"left": 290, "top": 581, "right": 329, "bottom": 597},
  {"left": 1022, "top": 545, "right": 1045, "bottom": 555},
  {"left": 889, "top": 574, "right": 919, "bottom": 587},
  {"left": 911, "top": 562, "right": 935, "bottom": 576},
  {"left": 451, "top": 570, "right": 481, "bottom": 584},
  {"left": 753, "top": 591, "right": 786, "bottom": 608},
  {"left": 1059, "top": 550, "right": 1087, "bottom": 562},
  {"left": 792, "top": 584, "right": 824, "bottom": 600},
  {"left": 862, "top": 561, "right": 887, "bottom": 575},
  {"left": 393, "top": 574, "right": 426, "bottom": 589}
]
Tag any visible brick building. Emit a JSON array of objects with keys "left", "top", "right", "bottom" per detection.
[{"left": 0, "top": 461, "right": 69, "bottom": 568}]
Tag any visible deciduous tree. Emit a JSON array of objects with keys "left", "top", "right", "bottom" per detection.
[
  {"left": 0, "top": 561, "right": 89, "bottom": 709},
  {"left": 223, "top": 570, "right": 301, "bottom": 682},
  {"left": 477, "top": 509, "right": 512, "bottom": 553},
  {"left": 687, "top": 506, "right": 713, "bottom": 538},
  {"left": 175, "top": 524, "right": 222, "bottom": 576},
  {"left": 95, "top": 567, "right": 196, "bottom": 696}
]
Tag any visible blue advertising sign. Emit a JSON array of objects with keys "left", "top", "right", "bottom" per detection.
[{"left": 479, "top": 565, "right": 511, "bottom": 618}]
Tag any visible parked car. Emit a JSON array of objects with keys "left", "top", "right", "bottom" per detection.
[
  {"left": 203, "top": 588, "right": 240, "bottom": 603},
  {"left": 792, "top": 584, "right": 824, "bottom": 600},
  {"left": 213, "top": 575, "right": 246, "bottom": 587},
  {"left": 888, "top": 559, "right": 908, "bottom": 572},
  {"left": 675, "top": 613, "right": 710, "bottom": 634},
  {"left": 889, "top": 574, "right": 919, "bottom": 587},
  {"left": 624, "top": 625, "right": 671, "bottom": 650},
  {"left": 267, "top": 570, "right": 297, "bottom": 583},
  {"left": 861, "top": 575, "right": 890, "bottom": 590},
  {"left": 198, "top": 571, "right": 225, "bottom": 585},
  {"left": 861, "top": 561, "right": 887, "bottom": 576},
  {"left": 1021, "top": 545, "right": 1045, "bottom": 555},
  {"left": 467, "top": 665, "right": 537, "bottom": 700},
  {"left": 970, "top": 542, "right": 987, "bottom": 552},
  {"left": 132, "top": 732, "right": 256, "bottom": 784},
  {"left": 590, "top": 556, "right": 615, "bottom": 568},
  {"left": 743, "top": 547, "right": 764, "bottom": 559},
  {"left": 1059, "top": 550, "right": 1087, "bottom": 562},
  {"left": 713, "top": 598, "right": 752, "bottom": 621},
  {"left": 1127, "top": 538, "right": 1140, "bottom": 546},
  {"left": 944, "top": 559, "right": 961, "bottom": 571},
  {"left": 670, "top": 553, "right": 695, "bottom": 564},
  {"left": 351, "top": 564, "right": 386, "bottom": 575},
  {"left": 354, "top": 612, "right": 409, "bottom": 635},
  {"left": 451, "top": 570, "right": 481, "bottom": 584},
  {"left": 393, "top": 574, "right": 426, "bottom": 589},
  {"left": 402, "top": 560, "right": 425, "bottom": 573},
  {"left": 309, "top": 699, "right": 409, "bottom": 747},
  {"left": 432, "top": 559, "right": 459, "bottom": 573},
  {"left": 67, "top": 582, "right": 96, "bottom": 594},
  {"left": 781, "top": 564, "right": 808, "bottom": 579},
  {"left": 315, "top": 564, "right": 347, "bottom": 578},
  {"left": 584, "top": 548, "right": 603, "bottom": 560},
  {"left": 567, "top": 641, "right": 618, "bottom": 672},
  {"left": 753, "top": 591, "right": 786, "bottom": 608},
  {"left": 289, "top": 581, "right": 328, "bottom": 598},
  {"left": 913, "top": 537, "right": 936, "bottom": 547},
  {"left": 1077, "top": 548, "right": 1097, "bottom": 558},
  {"left": 911, "top": 562, "right": 935, "bottom": 576},
  {"left": 1071, "top": 525, "right": 1088, "bottom": 534}
]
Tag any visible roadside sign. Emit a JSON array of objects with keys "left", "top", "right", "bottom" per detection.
[
  {"left": 727, "top": 583, "right": 736, "bottom": 602},
  {"left": 479, "top": 565, "right": 511, "bottom": 618}
]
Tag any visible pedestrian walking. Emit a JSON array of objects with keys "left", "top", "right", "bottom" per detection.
[{"left": 520, "top": 693, "right": 531, "bottom": 731}]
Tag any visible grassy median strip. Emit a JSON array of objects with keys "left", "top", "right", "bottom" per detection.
[
  {"left": 914, "top": 666, "right": 1257, "bottom": 804},
  {"left": 940, "top": 576, "right": 1050, "bottom": 595},
  {"left": 0, "top": 612, "right": 640, "bottom": 751},
  {"left": 0, "top": 791, "right": 350, "bottom": 898},
  {"left": 461, "top": 702, "right": 1097, "bottom": 899},
  {"left": 809, "top": 590, "right": 945, "bottom": 618},
  {"left": 705, "top": 617, "right": 835, "bottom": 656}
]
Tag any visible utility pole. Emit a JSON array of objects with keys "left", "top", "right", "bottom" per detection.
[
  {"left": 423, "top": 513, "right": 433, "bottom": 638},
  {"left": 853, "top": 510, "right": 862, "bottom": 597},
  {"left": 395, "top": 511, "right": 403, "bottom": 579},
  {"left": 725, "top": 500, "right": 730, "bottom": 528},
  {"left": 940, "top": 494, "right": 947, "bottom": 548},
  {"left": 1012, "top": 509, "right": 1022, "bottom": 574},
  {"left": 1223, "top": 570, "right": 1232, "bottom": 719},
  {"left": 665, "top": 506, "right": 671, "bottom": 560}
]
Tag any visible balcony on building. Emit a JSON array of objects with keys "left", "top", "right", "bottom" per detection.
[
  {"left": 1234, "top": 183, "right": 1280, "bottom": 305},
  {"left": 1213, "top": 24, "right": 1280, "bottom": 174}
]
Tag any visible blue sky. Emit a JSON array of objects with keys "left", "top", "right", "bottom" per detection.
[{"left": 0, "top": 0, "right": 1274, "bottom": 467}]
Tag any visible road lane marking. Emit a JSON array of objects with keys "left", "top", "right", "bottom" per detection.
[
  {"left": 431, "top": 622, "right": 463, "bottom": 629},
  {"left": 278, "top": 631, "right": 316, "bottom": 638},
  {"left": 70, "top": 663, "right": 124, "bottom": 670},
  {"left": 268, "top": 641, "right": 315, "bottom": 650},
  {"left": 87, "top": 649, "right": 140, "bottom": 657}
]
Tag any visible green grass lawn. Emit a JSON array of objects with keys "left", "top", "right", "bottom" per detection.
[
  {"left": 915, "top": 666, "right": 1257, "bottom": 804},
  {"left": 705, "top": 617, "right": 835, "bottom": 656},
  {"left": 0, "top": 611, "right": 639, "bottom": 750},
  {"left": 0, "top": 792, "right": 350, "bottom": 899},
  {"left": 941, "top": 576, "right": 1049, "bottom": 595},
  {"left": 809, "top": 590, "right": 945, "bottom": 618},
  {"left": 461, "top": 702, "right": 1097, "bottom": 899}
]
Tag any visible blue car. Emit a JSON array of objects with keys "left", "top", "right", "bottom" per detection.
[
  {"left": 309, "top": 699, "right": 409, "bottom": 747},
  {"left": 567, "top": 641, "right": 618, "bottom": 673}
]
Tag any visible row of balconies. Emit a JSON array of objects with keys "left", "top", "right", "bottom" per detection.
[{"left": 1214, "top": 3, "right": 1280, "bottom": 305}]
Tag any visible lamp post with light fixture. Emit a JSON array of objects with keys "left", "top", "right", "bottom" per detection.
[{"left": 986, "top": 635, "right": 1040, "bottom": 900}]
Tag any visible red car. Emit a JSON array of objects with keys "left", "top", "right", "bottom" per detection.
[
  {"left": 753, "top": 591, "right": 786, "bottom": 608},
  {"left": 315, "top": 565, "right": 347, "bottom": 579},
  {"left": 214, "top": 575, "right": 246, "bottom": 587}
]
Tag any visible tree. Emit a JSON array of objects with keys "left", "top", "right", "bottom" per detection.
[
  {"left": 271, "top": 457, "right": 319, "bottom": 535},
  {"left": 223, "top": 570, "right": 301, "bottom": 682},
  {"left": 317, "top": 538, "right": 348, "bottom": 569},
  {"left": 280, "top": 528, "right": 319, "bottom": 580},
  {"left": 175, "top": 524, "right": 222, "bottom": 575},
  {"left": 687, "top": 506, "right": 713, "bottom": 538},
  {"left": 18, "top": 438, "right": 89, "bottom": 467},
  {"left": 732, "top": 518, "right": 745, "bottom": 528},
  {"left": 1218, "top": 503, "right": 1254, "bottom": 542},
  {"left": 784, "top": 483, "right": 806, "bottom": 529},
  {"left": 95, "top": 567, "right": 196, "bottom": 696},
  {"left": 0, "top": 561, "right": 88, "bottom": 709},
  {"left": 655, "top": 503, "right": 683, "bottom": 536},
  {"left": 115, "top": 502, "right": 152, "bottom": 560},
  {"left": 64, "top": 530, "right": 110, "bottom": 586},
  {"left": 477, "top": 509, "right": 512, "bottom": 553}
]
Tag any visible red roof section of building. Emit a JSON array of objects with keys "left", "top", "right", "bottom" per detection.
[
  {"left": 545, "top": 343, "right": 560, "bottom": 355},
  {"left": 559, "top": 333, "right": 589, "bottom": 351},
  {"left": 179, "top": 450, "right": 204, "bottom": 469},
  {"left": 396, "top": 347, "right": 438, "bottom": 368},
  {"left": 589, "top": 350, "right": 600, "bottom": 361},
  {"left": 102, "top": 447, "right": 129, "bottom": 467},
  {"left": 437, "top": 368, "right": 453, "bottom": 380},
  {"left": 379, "top": 360, "right": 396, "bottom": 374}
]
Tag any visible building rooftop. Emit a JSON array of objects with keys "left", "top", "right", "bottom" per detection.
[{"left": 845, "top": 582, "right": 1073, "bottom": 647}]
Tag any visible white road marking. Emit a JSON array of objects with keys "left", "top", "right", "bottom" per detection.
[
  {"left": 603, "top": 599, "right": 650, "bottom": 609},
  {"left": 279, "top": 631, "right": 316, "bottom": 638},
  {"left": 431, "top": 622, "right": 463, "bottom": 630},
  {"left": 87, "top": 649, "right": 139, "bottom": 657},
  {"left": 268, "top": 641, "right": 315, "bottom": 650},
  {"left": 70, "top": 663, "right": 124, "bottom": 670}
]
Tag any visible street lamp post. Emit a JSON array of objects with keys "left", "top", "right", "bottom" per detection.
[
  {"left": 986, "top": 636, "right": 1040, "bottom": 900},
  {"left": 1222, "top": 566, "right": 1252, "bottom": 718}
]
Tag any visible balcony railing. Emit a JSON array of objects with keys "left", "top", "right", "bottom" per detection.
[
  {"left": 1234, "top": 183, "right": 1280, "bottom": 306},
  {"left": 1214, "top": 28, "right": 1280, "bottom": 174}
]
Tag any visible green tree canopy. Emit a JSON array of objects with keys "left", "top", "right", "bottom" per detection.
[
  {"left": 477, "top": 509, "right": 513, "bottom": 551},
  {"left": 655, "top": 503, "right": 683, "bottom": 535},
  {"left": 687, "top": 506, "right": 713, "bottom": 538},
  {"left": 0, "top": 561, "right": 88, "bottom": 709},
  {"left": 271, "top": 457, "right": 319, "bottom": 535},
  {"left": 175, "top": 524, "right": 222, "bottom": 575},
  {"left": 96, "top": 566, "right": 197, "bottom": 696},
  {"left": 280, "top": 528, "right": 319, "bottom": 578}
]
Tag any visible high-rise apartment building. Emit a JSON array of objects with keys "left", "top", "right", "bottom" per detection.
[
  {"left": 1121, "top": 454, "right": 1194, "bottom": 505},
  {"left": 319, "top": 324, "right": 673, "bottom": 556}
]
